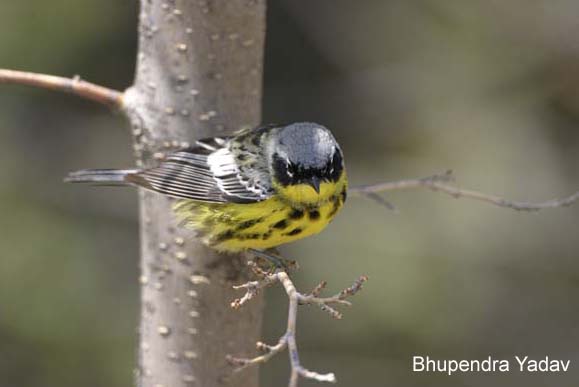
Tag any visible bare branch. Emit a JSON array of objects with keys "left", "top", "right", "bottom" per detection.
[
  {"left": 228, "top": 261, "right": 368, "bottom": 387},
  {"left": 350, "top": 170, "right": 579, "bottom": 212},
  {"left": 360, "top": 192, "right": 399, "bottom": 213},
  {"left": 306, "top": 280, "right": 327, "bottom": 297},
  {"left": 0, "top": 69, "right": 123, "bottom": 108},
  {"left": 230, "top": 262, "right": 277, "bottom": 309}
]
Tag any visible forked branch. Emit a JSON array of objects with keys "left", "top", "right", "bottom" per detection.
[
  {"left": 350, "top": 170, "right": 579, "bottom": 212},
  {"left": 228, "top": 260, "right": 367, "bottom": 387},
  {"left": 0, "top": 69, "right": 123, "bottom": 108}
]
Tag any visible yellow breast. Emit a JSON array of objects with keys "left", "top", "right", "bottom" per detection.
[{"left": 174, "top": 174, "right": 348, "bottom": 252}]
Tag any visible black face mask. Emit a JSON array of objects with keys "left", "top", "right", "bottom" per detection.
[{"left": 272, "top": 149, "right": 344, "bottom": 192}]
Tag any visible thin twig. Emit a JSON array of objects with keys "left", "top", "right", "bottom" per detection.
[
  {"left": 0, "top": 69, "right": 124, "bottom": 108},
  {"left": 350, "top": 170, "right": 579, "bottom": 212},
  {"left": 228, "top": 260, "right": 367, "bottom": 387}
]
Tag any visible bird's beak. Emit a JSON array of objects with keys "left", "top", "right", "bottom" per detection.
[{"left": 308, "top": 176, "right": 321, "bottom": 194}]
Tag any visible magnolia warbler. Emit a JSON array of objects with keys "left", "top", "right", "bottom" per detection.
[{"left": 66, "top": 122, "right": 348, "bottom": 253}]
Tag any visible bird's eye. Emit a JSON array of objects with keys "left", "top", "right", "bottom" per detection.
[
  {"left": 272, "top": 153, "right": 294, "bottom": 186},
  {"left": 287, "top": 162, "right": 294, "bottom": 178},
  {"left": 286, "top": 160, "right": 299, "bottom": 178},
  {"left": 328, "top": 150, "right": 343, "bottom": 181}
]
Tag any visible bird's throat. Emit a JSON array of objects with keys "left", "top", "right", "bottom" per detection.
[{"left": 275, "top": 177, "right": 347, "bottom": 207}]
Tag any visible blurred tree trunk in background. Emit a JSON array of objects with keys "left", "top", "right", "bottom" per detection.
[{"left": 123, "top": 1, "right": 266, "bottom": 386}]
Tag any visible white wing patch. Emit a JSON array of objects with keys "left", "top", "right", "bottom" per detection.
[
  {"left": 208, "top": 148, "right": 238, "bottom": 177},
  {"left": 207, "top": 148, "right": 270, "bottom": 201}
]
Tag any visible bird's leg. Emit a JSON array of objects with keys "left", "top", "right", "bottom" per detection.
[{"left": 248, "top": 248, "right": 298, "bottom": 272}]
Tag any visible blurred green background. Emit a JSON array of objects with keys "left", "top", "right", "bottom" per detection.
[{"left": 1, "top": 1, "right": 579, "bottom": 386}]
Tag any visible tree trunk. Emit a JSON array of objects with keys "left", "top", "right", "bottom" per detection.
[{"left": 123, "top": 1, "right": 266, "bottom": 386}]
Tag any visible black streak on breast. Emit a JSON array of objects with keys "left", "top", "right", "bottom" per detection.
[
  {"left": 286, "top": 228, "right": 303, "bottom": 236},
  {"left": 289, "top": 209, "right": 304, "bottom": 219}
]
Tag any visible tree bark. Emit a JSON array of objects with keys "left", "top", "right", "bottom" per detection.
[{"left": 123, "top": 1, "right": 266, "bottom": 386}]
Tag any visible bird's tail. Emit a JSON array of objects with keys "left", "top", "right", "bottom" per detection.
[{"left": 64, "top": 169, "right": 139, "bottom": 185}]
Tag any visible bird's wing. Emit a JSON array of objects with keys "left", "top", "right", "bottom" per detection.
[{"left": 125, "top": 137, "right": 272, "bottom": 203}]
